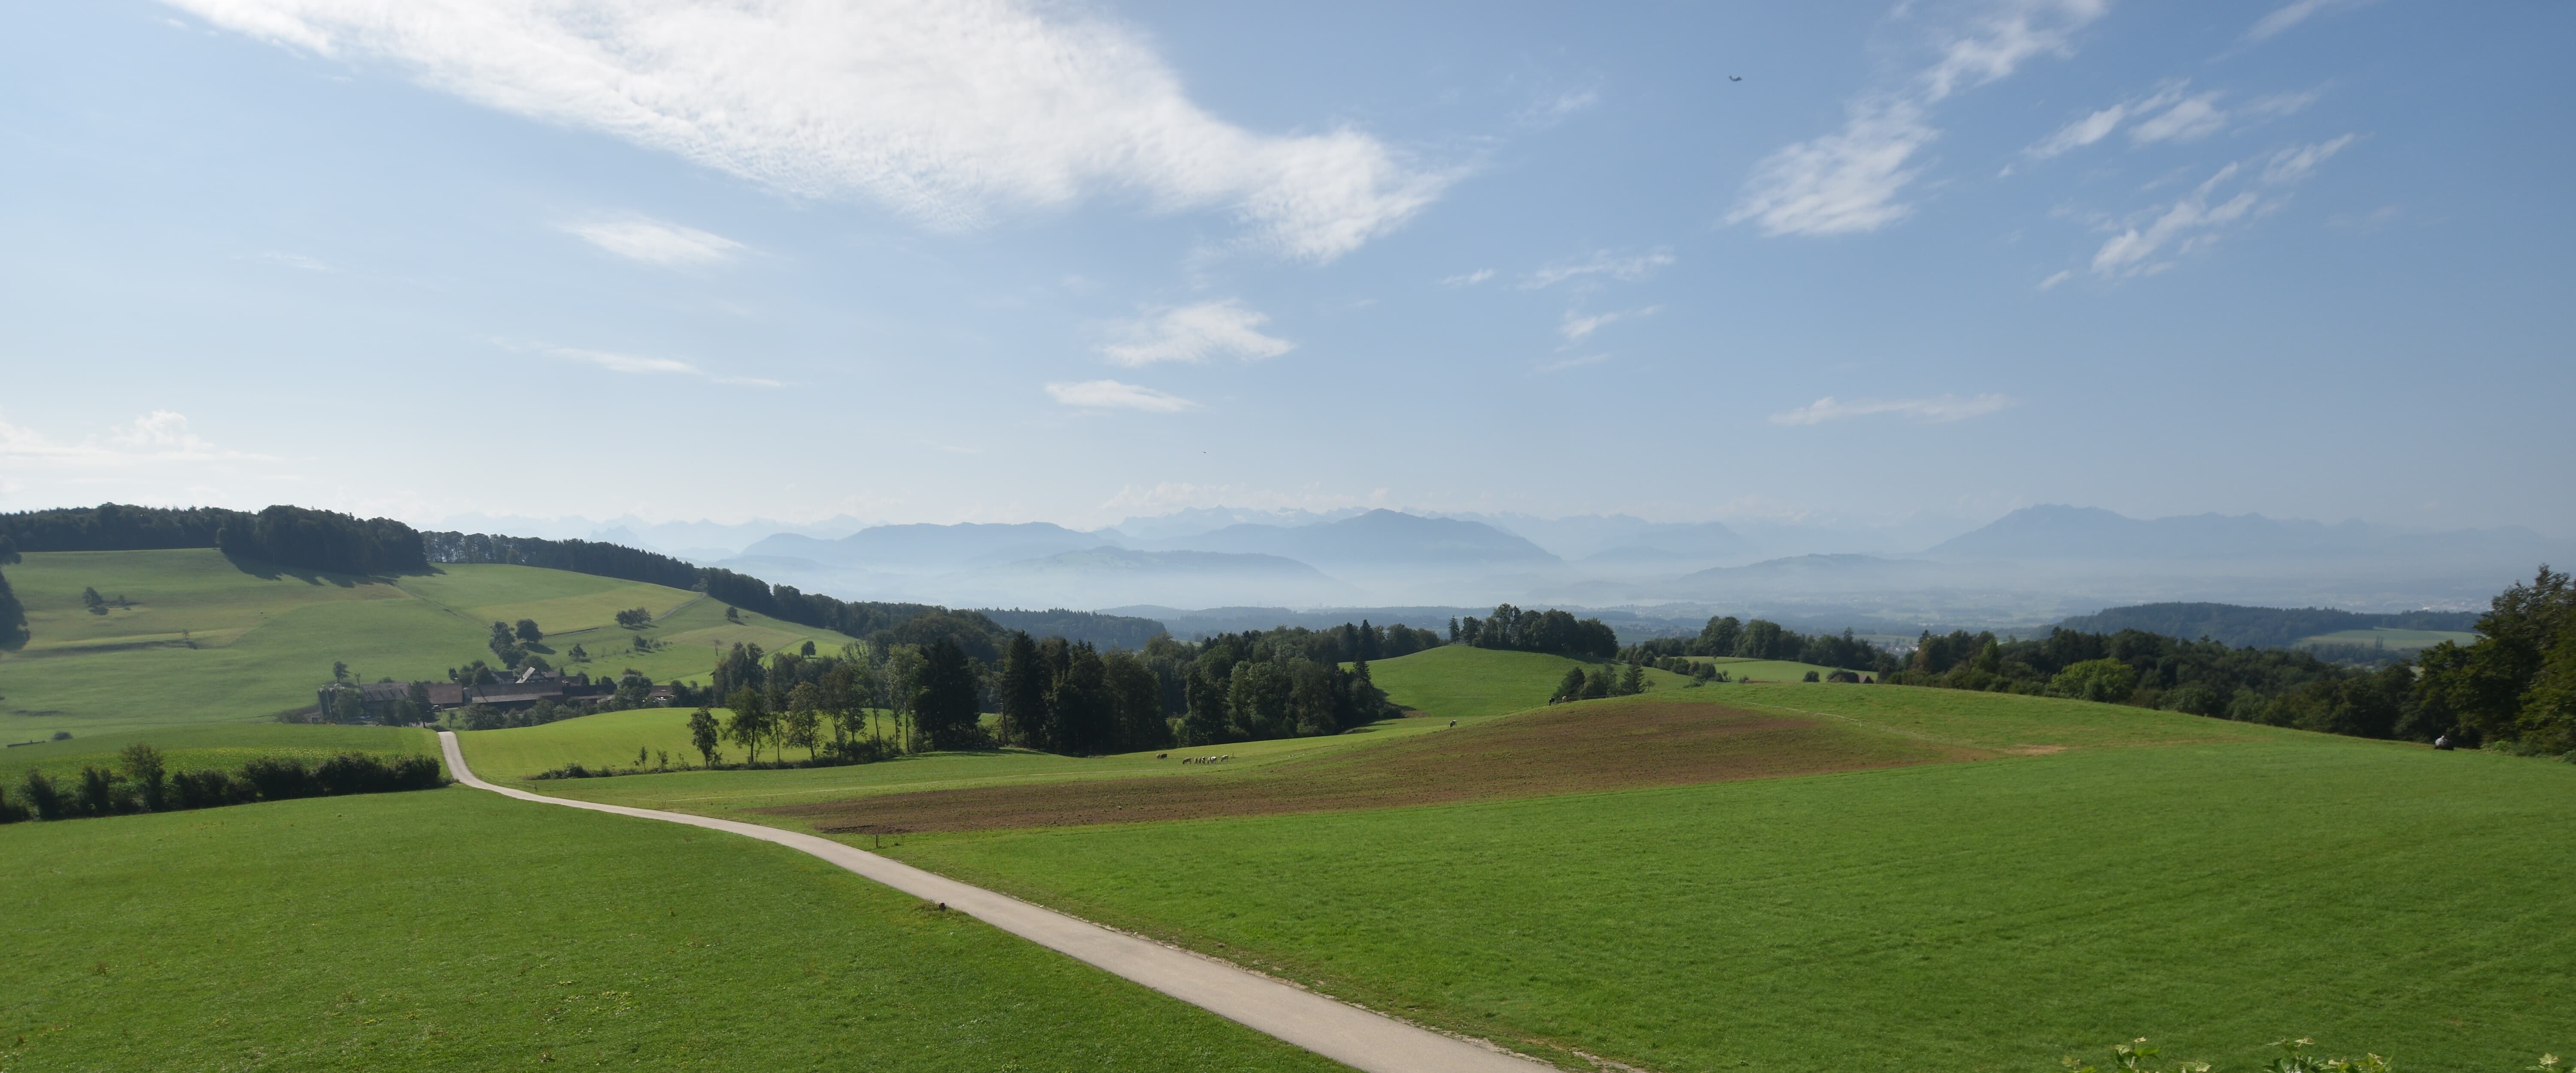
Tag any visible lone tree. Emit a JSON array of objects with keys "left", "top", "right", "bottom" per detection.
[
  {"left": 687, "top": 708, "right": 722, "bottom": 766},
  {"left": 725, "top": 688, "right": 772, "bottom": 763},
  {"left": 514, "top": 619, "right": 542, "bottom": 644}
]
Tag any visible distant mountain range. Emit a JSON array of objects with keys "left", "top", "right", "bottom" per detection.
[
  {"left": 422, "top": 502, "right": 2564, "bottom": 625},
  {"left": 1925, "top": 504, "right": 2563, "bottom": 564}
]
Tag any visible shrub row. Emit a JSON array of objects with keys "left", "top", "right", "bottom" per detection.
[{"left": 0, "top": 747, "right": 445, "bottom": 823}]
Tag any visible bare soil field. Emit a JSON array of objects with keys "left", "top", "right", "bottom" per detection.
[{"left": 768, "top": 697, "right": 1984, "bottom": 834}]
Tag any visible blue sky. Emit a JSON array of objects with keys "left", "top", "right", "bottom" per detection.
[{"left": 3, "top": 0, "right": 2568, "bottom": 539}]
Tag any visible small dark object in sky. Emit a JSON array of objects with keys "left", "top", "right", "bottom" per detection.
[{"left": 1729, "top": 75, "right": 1743, "bottom": 82}]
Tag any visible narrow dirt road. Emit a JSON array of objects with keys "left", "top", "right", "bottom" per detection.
[{"left": 436, "top": 732, "right": 1549, "bottom": 1073}]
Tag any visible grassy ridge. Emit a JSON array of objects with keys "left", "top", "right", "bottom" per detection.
[
  {"left": 0, "top": 787, "right": 1346, "bottom": 1072},
  {"left": 889, "top": 725, "right": 2576, "bottom": 1071},
  {"left": 0, "top": 551, "right": 857, "bottom": 738},
  {"left": 3, "top": 723, "right": 441, "bottom": 782}
]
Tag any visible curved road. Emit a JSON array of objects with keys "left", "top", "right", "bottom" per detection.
[{"left": 437, "top": 732, "right": 1548, "bottom": 1073}]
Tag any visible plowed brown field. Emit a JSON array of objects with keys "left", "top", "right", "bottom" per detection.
[{"left": 766, "top": 697, "right": 1986, "bottom": 835}]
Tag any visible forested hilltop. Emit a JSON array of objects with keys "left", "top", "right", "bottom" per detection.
[
  {"left": 0, "top": 503, "right": 1164, "bottom": 653},
  {"left": 2055, "top": 601, "right": 2479, "bottom": 649}
]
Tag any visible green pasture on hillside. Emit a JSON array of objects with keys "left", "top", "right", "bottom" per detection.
[
  {"left": 1358, "top": 644, "right": 1694, "bottom": 719},
  {"left": 888, "top": 696, "right": 2576, "bottom": 1072},
  {"left": 1691, "top": 655, "right": 1851, "bottom": 681},
  {"left": 495, "top": 647, "right": 1721, "bottom": 815},
  {"left": 0, "top": 550, "right": 856, "bottom": 738},
  {"left": 2293, "top": 627, "right": 2481, "bottom": 651},
  {"left": 456, "top": 707, "right": 1484, "bottom": 812},
  {"left": 0, "top": 787, "right": 1343, "bottom": 1073},
  {"left": 3, "top": 723, "right": 440, "bottom": 782}
]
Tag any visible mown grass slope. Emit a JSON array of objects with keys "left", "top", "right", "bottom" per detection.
[
  {"left": 0, "top": 551, "right": 854, "bottom": 738},
  {"left": 0, "top": 787, "right": 1346, "bottom": 1073},
  {"left": 886, "top": 687, "right": 2576, "bottom": 1072},
  {"left": 1358, "top": 645, "right": 1692, "bottom": 719},
  {"left": 4, "top": 723, "right": 440, "bottom": 782}
]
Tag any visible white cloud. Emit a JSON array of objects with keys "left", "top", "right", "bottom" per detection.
[
  {"left": 2085, "top": 135, "right": 2353, "bottom": 278},
  {"left": 1440, "top": 268, "right": 1495, "bottom": 287},
  {"left": 2128, "top": 91, "right": 2229, "bottom": 145},
  {"left": 1045, "top": 379, "right": 1197, "bottom": 412},
  {"left": 0, "top": 411, "right": 275, "bottom": 465},
  {"left": 246, "top": 250, "right": 336, "bottom": 272},
  {"left": 2246, "top": 0, "right": 2374, "bottom": 42},
  {"left": 1522, "top": 249, "right": 1676, "bottom": 290},
  {"left": 2037, "top": 269, "right": 2073, "bottom": 290},
  {"left": 1534, "top": 353, "right": 1610, "bottom": 373},
  {"left": 1731, "top": 0, "right": 2107, "bottom": 237},
  {"left": 1558, "top": 306, "right": 1660, "bottom": 342},
  {"left": 543, "top": 346, "right": 779, "bottom": 387},
  {"left": 165, "top": 0, "right": 1446, "bottom": 262},
  {"left": 2260, "top": 133, "right": 2355, "bottom": 185},
  {"left": 1768, "top": 394, "right": 2016, "bottom": 425},
  {"left": 559, "top": 216, "right": 745, "bottom": 267},
  {"left": 1098, "top": 300, "right": 1293, "bottom": 367}
]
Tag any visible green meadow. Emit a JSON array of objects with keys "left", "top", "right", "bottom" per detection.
[
  {"left": 1358, "top": 643, "right": 1696, "bottom": 719},
  {"left": 878, "top": 685, "right": 2576, "bottom": 1072},
  {"left": 0, "top": 786, "right": 1343, "bottom": 1073},
  {"left": 0, "top": 550, "right": 856, "bottom": 739},
  {"left": 3, "top": 723, "right": 440, "bottom": 782}
]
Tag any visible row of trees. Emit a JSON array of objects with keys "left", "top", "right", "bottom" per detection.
[
  {"left": 1627, "top": 616, "right": 1899, "bottom": 672},
  {"left": 1450, "top": 604, "right": 1618, "bottom": 658},
  {"left": 0, "top": 744, "right": 444, "bottom": 823},
  {"left": 999, "top": 635, "right": 1173, "bottom": 755},
  {"left": 0, "top": 537, "right": 26, "bottom": 651},
  {"left": 1877, "top": 567, "right": 2574, "bottom": 752}
]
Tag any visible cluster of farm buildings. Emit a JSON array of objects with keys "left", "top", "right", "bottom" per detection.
[{"left": 314, "top": 668, "right": 674, "bottom": 722}]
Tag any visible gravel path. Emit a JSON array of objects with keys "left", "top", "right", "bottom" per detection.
[{"left": 437, "top": 732, "right": 1550, "bottom": 1073}]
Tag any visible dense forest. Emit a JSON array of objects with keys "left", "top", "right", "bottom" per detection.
[
  {"left": 1626, "top": 615, "right": 1898, "bottom": 672},
  {"left": 2, "top": 503, "right": 423, "bottom": 576},
  {"left": 2055, "top": 601, "right": 2481, "bottom": 649},
  {"left": 1449, "top": 604, "right": 1619, "bottom": 658},
  {"left": 1878, "top": 567, "right": 2575, "bottom": 754}
]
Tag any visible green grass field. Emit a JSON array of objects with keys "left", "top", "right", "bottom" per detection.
[
  {"left": 2293, "top": 627, "right": 2481, "bottom": 651},
  {"left": 0, "top": 550, "right": 857, "bottom": 739},
  {"left": 1360, "top": 644, "right": 1697, "bottom": 719},
  {"left": 0, "top": 786, "right": 1344, "bottom": 1072},
  {"left": 876, "top": 685, "right": 2574, "bottom": 1071},
  {"left": 3, "top": 723, "right": 441, "bottom": 782}
]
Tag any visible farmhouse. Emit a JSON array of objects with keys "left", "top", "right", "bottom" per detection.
[{"left": 316, "top": 667, "right": 659, "bottom": 721}]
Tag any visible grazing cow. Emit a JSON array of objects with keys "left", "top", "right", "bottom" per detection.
[
  {"left": 2434, "top": 734, "right": 2454, "bottom": 751},
  {"left": 1447, "top": 719, "right": 1456, "bottom": 728}
]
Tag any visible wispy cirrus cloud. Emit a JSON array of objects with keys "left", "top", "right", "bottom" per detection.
[
  {"left": 1439, "top": 268, "right": 1495, "bottom": 287},
  {"left": 1558, "top": 306, "right": 1660, "bottom": 342},
  {"left": 1522, "top": 249, "right": 1676, "bottom": 290},
  {"left": 2086, "top": 134, "right": 2354, "bottom": 277},
  {"left": 1769, "top": 394, "right": 2016, "bottom": 425},
  {"left": 164, "top": 0, "right": 1446, "bottom": 261},
  {"left": 1098, "top": 300, "right": 1293, "bottom": 367},
  {"left": 559, "top": 216, "right": 745, "bottom": 267},
  {"left": 541, "top": 345, "right": 781, "bottom": 387},
  {"left": 2245, "top": 0, "right": 2375, "bottom": 42},
  {"left": 1732, "top": 0, "right": 2108, "bottom": 237},
  {"left": 1534, "top": 353, "right": 1610, "bottom": 374},
  {"left": 1046, "top": 379, "right": 1197, "bottom": 412},
  {"left": 2022, "top": 81, "right": 2321, "bottom": 162}
]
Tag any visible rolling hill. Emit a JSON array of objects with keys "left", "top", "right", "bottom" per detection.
[{"left": 0, "top": 549, "right": 858, "bottom": 739}]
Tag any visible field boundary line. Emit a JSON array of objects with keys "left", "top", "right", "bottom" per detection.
[{"left": 438, "top": 732, "right": 1554, "bottom": 1073}]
